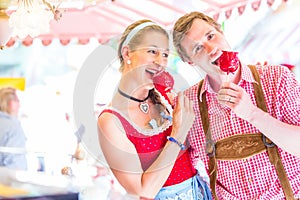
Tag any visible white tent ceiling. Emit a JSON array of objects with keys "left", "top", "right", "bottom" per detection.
[
  {"left": 236, "top": 1, "right": 300, "bottom": 65},
  {"left": 4, "top": 0, "right": 286, "bottom": 44}
]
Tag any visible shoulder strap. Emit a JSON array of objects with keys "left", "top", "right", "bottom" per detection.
[
  {"left": 248, "top": 65, "right": 267, "bottom": 112},
  {"left": 99, "top": 109, "right": 132, "bottom": 132},
  {"left": 248, "top": 65, "right": 294, "bottom": 199},
  {"left": 197, "top": 80, "right": 209, "bottom": 135},
  {"left": 197, "top": 80, "right": 218, "bottom": 200}
]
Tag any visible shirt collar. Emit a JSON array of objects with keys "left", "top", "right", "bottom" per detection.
[{"left": 198, "top": 64, "right": 258, "bottom": 102}]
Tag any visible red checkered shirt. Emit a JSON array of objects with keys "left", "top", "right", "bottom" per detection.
[{"left": 185, "top": 64, "right": 300, "bottom": 200}]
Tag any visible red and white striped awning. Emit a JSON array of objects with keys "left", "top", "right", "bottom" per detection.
[{"left": 3, "top": 0, "right": 288, "bottom": 47}]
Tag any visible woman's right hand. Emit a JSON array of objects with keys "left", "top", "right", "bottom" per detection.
[{"left": 171, "top": 92, "right": 195, "bottom": 140}]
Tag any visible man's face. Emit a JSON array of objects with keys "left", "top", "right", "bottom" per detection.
[{"left": 181, "top": 19, "right": 231, "bottom": 74}]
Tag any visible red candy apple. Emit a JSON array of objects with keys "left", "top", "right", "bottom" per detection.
[
  {"left": 153, "top": 71, "right": 174, "bottom": 104},
  {"left": 153, "top": 71, "right": 174, "bottom": 93},
  {"left": 219, "top": 50, "right": 239, "bottom": 74}
]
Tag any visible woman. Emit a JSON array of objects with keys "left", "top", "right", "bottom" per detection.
[
  {"left": 97, "top": 19, "right": 212, "bottom": 199},
  {"left": 0, "top": 87, "right": 27, "bottom": 170}
]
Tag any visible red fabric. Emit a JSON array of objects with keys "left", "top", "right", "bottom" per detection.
[
  {"left": 102, "top": 109, "right": 196, "bottom": 187},
  {"left": 185, "top": 64, "right": 300, "bottom": 199}
]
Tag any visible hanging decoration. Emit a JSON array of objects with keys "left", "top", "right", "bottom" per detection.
[
  {"left": 1, "top": 0, "right": 291, "bottom": 48},
  {"left": 9, "top": 0, "right": 63, "bottom": 39}
]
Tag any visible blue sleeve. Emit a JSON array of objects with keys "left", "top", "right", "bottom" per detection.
[{"left": 0, "top": 119, "right": 28, "bottom": 170}]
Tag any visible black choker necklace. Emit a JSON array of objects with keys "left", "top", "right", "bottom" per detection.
[{"left": 118, "top": 88, "right": 150, "bottom": 114}]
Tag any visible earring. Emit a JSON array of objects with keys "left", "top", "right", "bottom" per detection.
[{"left": 126, "top": 60, "right": 131, "bottom": 65}]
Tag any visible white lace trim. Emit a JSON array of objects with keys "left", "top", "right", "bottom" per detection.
[
  {"left": 106, "top": 90, "right": 173, "bottom": 136},
  {"left": 163, "top": 189, "right": 195, "bottom": 200}
]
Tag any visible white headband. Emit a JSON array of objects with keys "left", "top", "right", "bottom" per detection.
[{"left": 122, "top": 22, "right": 157, "bottom": 50}]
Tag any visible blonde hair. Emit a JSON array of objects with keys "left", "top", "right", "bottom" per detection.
[
  {"left": 117, "top": 19, "right": 169, "bottom": 72},
  {"left": 173, "top": 11, "right": 222, "bottom": 62},
  {"left": 0, "top": 87, "right": 18, "bottom": 114}
]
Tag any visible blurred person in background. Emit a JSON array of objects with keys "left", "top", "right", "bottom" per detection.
[{"left": 0, "top": 87, "right": 27, "bottom": 170}]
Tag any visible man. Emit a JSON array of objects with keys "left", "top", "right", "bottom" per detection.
[{"left": 172, "top": 11, "right": 300, "bottom": 200}]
